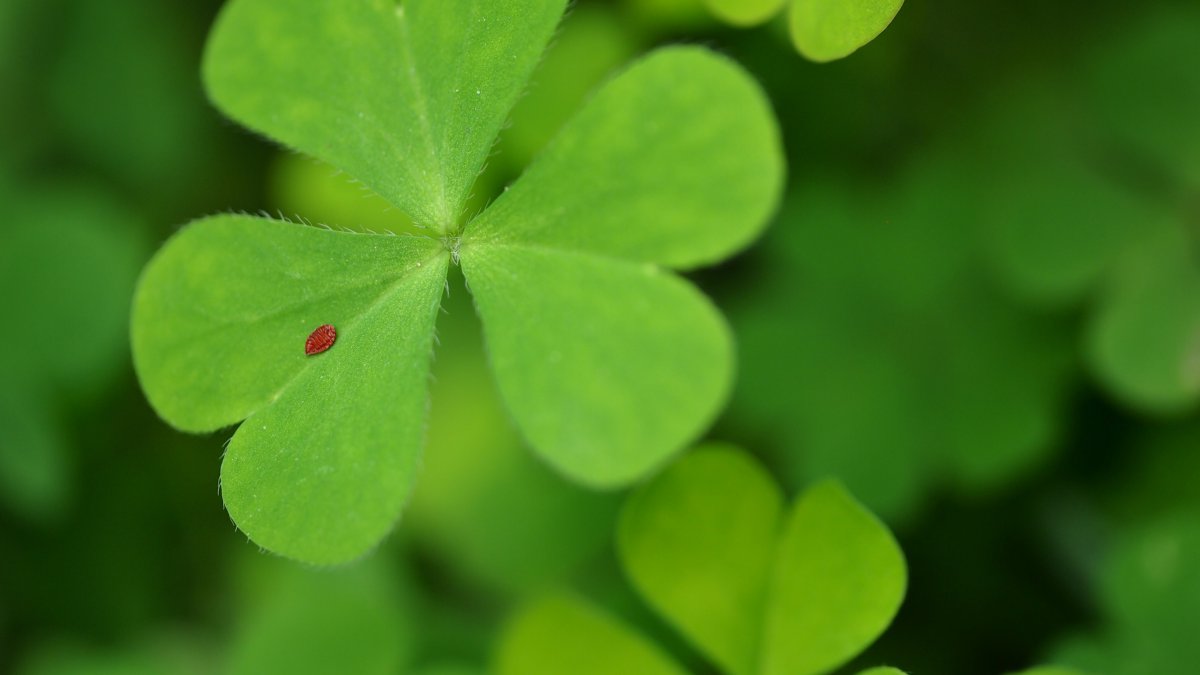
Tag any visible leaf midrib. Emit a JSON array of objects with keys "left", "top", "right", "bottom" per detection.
[
  {"left": 394, "top": 2, "right": 447, "bottom": 228},
  {"left": 247, "top": 245, "right": 449, "bottom": 416}
]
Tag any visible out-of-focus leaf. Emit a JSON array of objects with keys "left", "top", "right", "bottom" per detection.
[
  {"left": 789, "top": 0, "right": 904, "bottom": 62},
  {"left": 494, "top": 593, "right": 689, "bottom": 675},
  {"left": 617, "top": 447, "right": 905, "bottom": 675},
  {"left": 0, "top": 385, "right": 66, "bottom": 521},
  {"left": 17, "top": 635, "right": 208, "bottom": 675},
  {"left": 704, "top": 0, "right": 787, "bottom": 27},
  {"left": 225, "top": 555, "right": 414, "bottom": 675},
  {"left": 1054, "top": 515, "right": 1200, "bottom": 675},
  {"left": 618, "top": 445, "right": 783, "bottom": 675},
  {"left": 619, "top": 0, "right": 715, "bottom": 32},
  {"left": 2, "top": 183, "right": 146, "bottom": 391},
  {"left": 731, "top": 166, "right": 1074, "bottom": 520},
  {"left": 1088, "top": 222, "right": 1200, "bottom": 414},
  {"left": 1008, "top": 662, "right": 1094, "bottom": 667},
  {"left": 268, "top": 154, "right": 419, "bottom": 235},
  {"left": 0, "top": 180, "right": 145, "bottom": 520},
  {"left": 50, "top": 0, "right": 226, "bottom": 205},
  {"left": 1084, "top": 4, "right": 1200, "bottom": 185},
  {"left": 761, "top": 481, "right": 906, "bottom": 675}
]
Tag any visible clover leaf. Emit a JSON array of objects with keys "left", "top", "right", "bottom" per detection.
[
  {"left": 701, "top": 0, "right": 903, "bottom": 62},
  {"left": 496, "top": 446, "right": 908, "bottom": 675},
  {"left": 131, "top": 0, "right": 783, "bottom": 564}
]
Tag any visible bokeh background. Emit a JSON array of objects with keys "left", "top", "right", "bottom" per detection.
[{"left": 2, "top": 0, "right": 1199, "bottom": 673}]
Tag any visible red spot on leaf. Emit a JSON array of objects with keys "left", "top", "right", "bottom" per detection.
[{"left": 305, "top": 324, "right": 337, "bottom": 356}]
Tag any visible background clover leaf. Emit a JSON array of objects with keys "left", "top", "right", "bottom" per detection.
[
  {"left": 617, "top": 445, "right": 783, "bottom": 675},
  {"left": 788, "top": 0, "right": 905, "bottom": 62},
  {"left": 203, "top": 0, "right": 567, "bottom": 231},
  {"left": 499, "top": 446, "right": 906, "bottom": 675},
  {"left": 691, "top": 0, "right": 903, "bottom": 62},
  {"left": 133, "top": 0, "right": 783, "bottom": 563},
  {"left": 495, "top": 593, "right": 690, "bottom": 675},
  {"left": 618, "top": 446, "right": 906, "bottom": 675}
]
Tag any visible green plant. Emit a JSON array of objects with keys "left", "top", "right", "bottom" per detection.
[
  {"left": 495, "top": 446, "right": 908, "bottom": 675},
  {"left": 0, "top": 174, "right": 146, "bottom": 522},
  {"left": 130, "top": 0, "right": 783, "bottom": 564},
  {"left": 1053, "top": 514, "right": 1200, "bottom": 674},
  {"left": 703, "top": 0, "right": 904, "bottom": 62}
]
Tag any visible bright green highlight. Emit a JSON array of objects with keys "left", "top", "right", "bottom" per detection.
[
  {"left": 495, "top": 593, "right": 689, "bottom": 675},
  {"left": 618, "top": 445, "right": 783, "bottom": 675},
  {"left": 614, "top": 447, "right": 906, "bottom": 675},
  {"left": 789, "top": 0, "right": 904, "bottom": 62},
  {"left": 133, "top": 217, "right": 449, "bottom": 563},
  {"left": 761, "top": 480, "right": 907, "bottom": 675},
  {"left": 203, "top": 0, "right": 565, "bottom": 231}
]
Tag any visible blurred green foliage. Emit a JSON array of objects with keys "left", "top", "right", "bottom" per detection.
[{"left": 3, "top": 0, "right": 1200, "bottom": 674}]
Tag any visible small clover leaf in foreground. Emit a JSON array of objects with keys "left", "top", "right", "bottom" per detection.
[
  {"left": 131, "top": 0, "right": 783, "bottom": 564},
  {"left": 496, "top": 446, "right": 908, "bottom": 675},
  {"left": 702, "top": 0, "right": 903, "bottom": 62}
]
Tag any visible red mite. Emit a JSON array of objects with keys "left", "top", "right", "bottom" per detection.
[{"left": 305, "top": 324, "right": 337, "bottom": 356}]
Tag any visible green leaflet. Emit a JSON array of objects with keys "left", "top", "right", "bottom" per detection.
[
  {"left": 1088, "top": 223, "right": 1200, "bottom": 414},
  {"left": 466, "top": 47, "right": 783, "bottom": 269},
  {"left": 616, "top": 447, "right": 906, "bottom": 675},
  {"left": 494, "top": 593, "right": 689, "bottom": 675},
  {"left": 133, "top": 217, "right": 449, "bottom": 563},
  {"left": 203, "top": 0, "right": 566, "bottom": 231},
  {"left": 461, "top": 245, "right": 733, "bottom": 486},
  {"left": 789, "top": 0, "right": 905, "bottom": 62},
  {"left": 134, "top": 0, "right": 783, "bottom": 562},
  {"left": 618, "top": 445, "right": 782, "bottom": 675},
  {"left": 761, "top": 480, "right": 906, "bottom": 675},
  {"left": 730, "top": 170, "right": 1074, "bottom": 520}
]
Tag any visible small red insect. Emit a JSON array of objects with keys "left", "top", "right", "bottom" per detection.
[{"left": 305, "top": 324, "right": 337, "bottom": 356}]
